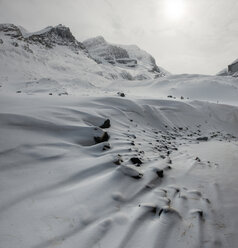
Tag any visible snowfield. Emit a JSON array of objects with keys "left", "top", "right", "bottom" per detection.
[{"left": 1, "top": 24, "right": 238, "bottom": 248}]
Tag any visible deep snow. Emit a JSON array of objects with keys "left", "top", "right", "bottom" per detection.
[{"left": 0, "top": 79, "right": 238, "bottom": 248}]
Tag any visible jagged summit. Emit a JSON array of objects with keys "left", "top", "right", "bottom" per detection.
[
  {"left": 0, "top": 23, "right": 86, "bottom": 51},
  {"left": 26, "top": 24, "right": 86, "bottom": 51}
]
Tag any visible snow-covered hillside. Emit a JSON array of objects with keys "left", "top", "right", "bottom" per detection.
[{"left": 1, "top": 23, "right": 238, "bottom": 248}]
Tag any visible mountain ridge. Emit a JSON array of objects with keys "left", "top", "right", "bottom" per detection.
[{"left": 0, "top": 23, "right": 168, "bottom": 83}]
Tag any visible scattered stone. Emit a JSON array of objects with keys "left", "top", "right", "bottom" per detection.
[
  {"left": 167, "top": 95, "right": 173, "bottom": 98},
  {"left": 12, "top": 41, "right": 18, "bottom": 47},
  {"left": 164, "top": 165, "right": 172, "bottom": 170},
  {"left": 58, "top": 92, "right": 68, "bottom": 96},
  {"left": 117, "top": 92, "right": 125, "bottom": 97},
  {"left": 195, "top": 157, "right": 201, "bottom": 162},
  {"left": 94, "top": 132, "right": 110, "bottom": 144},
  {"left": 130, "top": 157, "right": 142, "bottom": 166},
  {"left": 100, "top": 119, "right": 111, "bottom": 129},
  {"left": 139, "top": 203, "right": 157, "bottom": 214},
  {"left": 23, "top": 44, "right": 33, "bottom": 53},
  {"left": 103, "top": 144, "right": 111, "bottom": 151},
  {"left": 155, "top": 169, "right": 164, "bottom": 178},
  {"left": 167, "top": 158, "right": 172, "bottom": 164},
  {"left": 114, "top": 157, "right": 123, "bottom": 165},
  {"left": 197, "top": 136, "right": 208, "bottom": 141}
]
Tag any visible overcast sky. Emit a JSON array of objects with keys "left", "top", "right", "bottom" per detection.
[{"left": 0, "top": 0, "right": 237, "bottom": 74}]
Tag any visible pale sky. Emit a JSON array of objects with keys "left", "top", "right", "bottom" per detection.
[{"left": 0, "top": 0, "right": 238, "bottom": 74}]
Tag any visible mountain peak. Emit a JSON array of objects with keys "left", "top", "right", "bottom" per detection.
[
  {"left": 0, "top": 23, "right": 23, "bottom": 38},
  {"left": 26, "top": 24, "right": 86, "bottom": 50},
  {"left": 83, "top": 36, "right": 166, "bottom": 78}
]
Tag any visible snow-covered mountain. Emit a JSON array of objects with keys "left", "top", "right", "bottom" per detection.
[
  {"left": 83, "top": 36, "right": 168, "bottom": 80},
  {"left": 0, "top": 23, "right": 167, "bottom": 90}
]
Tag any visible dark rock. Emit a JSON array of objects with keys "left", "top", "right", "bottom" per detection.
[
  {"left": 165, "top": 165, "right": 172, "bottom": 170},
  {"left": 12, "top": 42, "right": 18, "bottom": 47},
  {"left": 100, "top": 119, "right": 111, "bottom": 129},
  {"left": 117, "top": 92, "right": 125, "bottom": 97},
  {"left": 114, "top": 158, "right": 123, "bottom": 165},
  {"left": 94, "top": 132, "right": 110, "bottom": 144},
  {"left": 130, "top": 157, "right": 142, "bottom": 166},
  {"left": 167, "top": 95, "right": 173, "bottom": 98},
  {"left": 195, "top": 157, "right": 201, "bottom": 162},
  {"left": 103, "top": 144, "right": 111, "bottom": 151},
  {"left": 16, "top": 90, "right": 21, "bottom": 93},
  {"left": 155, "top": 169, "right": 164, "bottom": 178},
  {"left": 49, "top": 93, "right": 53, "bottom": 95},
  {"left": 167, "top": 158, "right": 172, "bottom": 164},
  {"left": 197, "top": 137, "right": 208, "bottom": 141},
  {"left": 132, "top": 174, "right": 143, "bottom": 179}
]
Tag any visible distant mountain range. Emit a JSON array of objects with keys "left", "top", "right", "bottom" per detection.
[{"left": 0, "top": 23, "right": 168, "bottom": 85}]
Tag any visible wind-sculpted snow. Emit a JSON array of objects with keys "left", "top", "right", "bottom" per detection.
[{"left": 0, "top": 93, "right": 238, "bottom": 248}]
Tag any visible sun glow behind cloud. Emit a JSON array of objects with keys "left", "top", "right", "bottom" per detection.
[{"left": 164, "top": 0, "right": 186, "bottom": 21}]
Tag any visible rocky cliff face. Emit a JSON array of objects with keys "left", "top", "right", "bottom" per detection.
[{"left": 26, "top": 24, "right": 87, "bottom": 51}]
